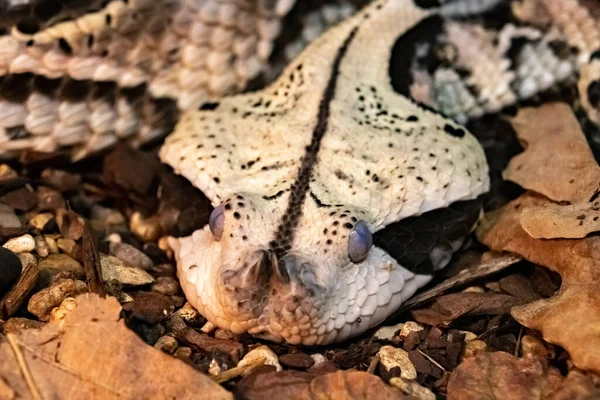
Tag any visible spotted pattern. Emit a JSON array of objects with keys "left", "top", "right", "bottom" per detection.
[{"left": 161, "top": 0, "right": 489, "bottom": 345}]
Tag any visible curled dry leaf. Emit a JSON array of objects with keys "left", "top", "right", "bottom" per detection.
[
  {"left": 411, "top": 292, "right": 525, "bottom": 327},
  {"left": 504, "top": 102, "right": 600, "bottom": 239},
  {"left": 477, "top": 193, "right": 600, "bottom": 374},
  {"left": 236, "top": 369, "right": 409, "bottom": 400},
  {"left": 0, "top": 293, "right": 231, "bottom": 400},
  {"left": 447, "top": 352, "right": 563, "bottom": 400}
]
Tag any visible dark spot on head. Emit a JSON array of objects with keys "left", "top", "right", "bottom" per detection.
[
  {"left": 213, "top": 177, "right": 220, "bottom": 183},
  {"left": 233, "top": 212, "right": 241, "bottom": 219},
  {"left": 443, "top": 124, "right": 465, "bottom": 138},
  {"left": 200, "top": 102, "right": 220, "bottom": 110},
  {"left": 407, "top": 115, "right": 418, "bottom": 122}
]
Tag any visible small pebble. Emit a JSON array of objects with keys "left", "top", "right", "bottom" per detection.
[
  {"left": 132, "top": 292, "right": 176, "bottom": 324},
  {"left": 373, "top": 322, "right": 404, "bottom": 340},
  {"left": 463, "top": 339, "right": 487, "bottom": 358},
  {"left": 214, "top": 328, "right": 241, "bottom": 341},
  {"left": 462, "top": 286, "right": 485, "bottom": 293},
  {"left": 175, "top": 302, "right": 204, "bottom": 326},
  {"left": 154, "top": 335, "right": 179, "bottom": 354},
  {"left": 100, "top": 254, "right": 154, "bottom": 286},
  {"left": 0, "top": 203, "right": 22, "bottom": 229},
  {"left": 3, "top": 234, "right": 36, "bottom": 253},
  {"left": 28, "top": 279, "right": 87, "bottom": 321},
  {"left": 389, "top": 377, "right": 435, "bottom": 400},
  {"left": 458, "top": 330, "right": 478, "bottom": 342},
  {"left": 106, "top": 233, "right": 122, "bottom": 243},
  {"left": 41, "top": 168, "right": 81, "bottom": 191},
  {"left": 0, "top": 164, "right": 18, "bottom": 180},
  {"left": 521, "top": 335, "right": 549, "bottom": 358},
  {"left": 17, "top": 252, "right": 37, "bottom": 270},
  {"left": 377, "top": 345, "right": 417, "bottom": 380},
  {"left": 56, "top": 238, "right": 76, "bottom": 255},
  {"left": 46, "top": 236, "right": 59, "bottom": 254},
  {"left": 109, "top": 241, "right": 154, "bottom": 271},
  {"left": 238, "top": 346, "right": 282, "bottom": 375},
  {"left": 399, "top": 321, "right": 424, "bottom": 338},
  {"left": 157, "top": 237, "right": 173, "bottom": 259},
  {"left": 279, "top": 353, "right": 315, "bottom": 369},
  {"left": 0, "top": 247, "right": 22, "bottom": 296},
  {"left": 173, "top": 346, "right": 192, "bottom": 360},
  {"left": 49, "top": 297, "right": 77, "bottom": 328},
  {"left": 130, "top": 212, "right": 162, "bottom": 242},
  {"left": 151, "top": 276, "right": 181, "bottom": 296},
  {"left": 1, "top": 187, "right": 37, "bottom": 212},
  {"left": 34, "top": 235, "right": 49, "bottom": 257},
  {"left": 36, "top": 186, "right": 65, "bottom": 210},
  {"left": 29, "top": 213, "right": 55, "bottom": 231},
  {"left": 308, "top": 353, "right": 338, "bottom": 374},
  {"left": 37, "top": 254, "right": 85, "bottom": 288},
  {"left": 311, "top": 353, "right": 328, "bottom": 366},
  {"left": 208, "top": 359, "right": 222, "bottom": 375},
  {"left": 201, "top": 321, "right": 217, "bottom": 333}
]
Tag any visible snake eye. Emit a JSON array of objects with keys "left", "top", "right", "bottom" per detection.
[
  {"left": 209, "top": 204, "right": 225, "bottom": 240},
  {"left": 348, "top": 221, "right": 372, "bottom": 263}
]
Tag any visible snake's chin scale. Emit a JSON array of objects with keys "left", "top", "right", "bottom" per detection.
[{"left": 170, "top": 226, "right": 434, "bottom": 346}]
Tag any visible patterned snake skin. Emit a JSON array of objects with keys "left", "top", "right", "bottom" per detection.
[{"left": 0, "top": 0, "right": 599, "bottom": 161}]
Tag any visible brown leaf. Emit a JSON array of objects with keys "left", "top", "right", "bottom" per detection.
[
  {"left": 0, "top": 293, "right": 232, "bottom": 400},
  {"left": 504, "top": 103, "right": 600, "bottom": 239},
  {"left": 520, "top": 202, "right": 600, "bottom": 239},
  {"left": 447, "top": 352, "right": 563, "bottom": 400},
  {"left": 237, "top": 369, "right": 408, "bottom": 400},
  {"left": 547, "top": 370, "right": 600, "bottom": 400},
  {"left": 505, "top": 102, "right": 600, "bottom": 203},
  {"left": 477, "top": 193, "right": 600, "bottom": 374},
  {"left": 103, "top": 144, "right": 160, "bottom": 196},
  {"left": 411, "top": 292, "right": 525, "bottom": 327}
]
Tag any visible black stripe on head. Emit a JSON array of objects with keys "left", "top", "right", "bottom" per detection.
[
  {"left": 270, "top": 26, "right": 360, "bottom": 256},
  {"left": 388, "top": 15, "right": 444, "bottom": 99}
]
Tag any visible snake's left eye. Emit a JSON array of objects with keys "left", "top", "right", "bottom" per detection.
[
  {"left": 209, "top": 204, "right": 225, "bottom": 240},
  {"left": 348, "top": 221, "right": 372, "bottom": 263}
]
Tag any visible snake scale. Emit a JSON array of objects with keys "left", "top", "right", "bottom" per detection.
[{"left": 1, "top": 0, "right": 600, "bottom": 345}]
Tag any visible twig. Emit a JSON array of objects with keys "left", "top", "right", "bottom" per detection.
[
  {"left": 367, "top": 355, "right": 380, "bottom": 374},
  {"left": 514, "top": 325, "right": 524, "bottom": 356},
  {"left": 5, "top": 333, "right": 43, "bottom": 400},
  {"left": 211, "top": 356, "right": 266, "bottom": 384},
  {"left": 0, "top": 262, "right": 40, "bottom": 319},
  {"left": 82, "top": 224, "right": 106, "bottom": 297},
  {"left": 417, "top": 349, "right": 446, "bottom": 372}
]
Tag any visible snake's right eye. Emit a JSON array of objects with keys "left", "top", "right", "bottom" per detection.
[{"left": 209, "top": 204, "right": 225, "bottom": 240}]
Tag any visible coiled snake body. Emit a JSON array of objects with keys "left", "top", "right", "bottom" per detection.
[{"left": 1, "top": 0, "right": 600, "bottom": 344}]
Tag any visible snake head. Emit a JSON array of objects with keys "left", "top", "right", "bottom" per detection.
[{"left": 169, "top": 192, "right": 425, "bottom": 345}]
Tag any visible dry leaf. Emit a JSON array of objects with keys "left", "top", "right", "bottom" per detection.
[
  {"left": 547, "top": 370, "right": 600, "bottom": 400},
  {"left": 447, "top": 352, "right": 563, "bottom": 400},
  {"left": 0, "top": 293, "right": 232, "bottom": 400},
  {"left": 504, "top": 102, "right": 600, "bottom": 239},
  {"left": 236, "top": 369, "right": 408, "bottom": 400},
  {"left": 477, "top": 193, "right": 600, "bottom": 374},
  {"left": 411, "top": 292, "right": 525, "bottom": 327},
  {"left": 520, "top": 202, "right": 600, "bottom": 239},
  {"left": 505, "top": 102, "right": 600, "bottom": 203}
]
